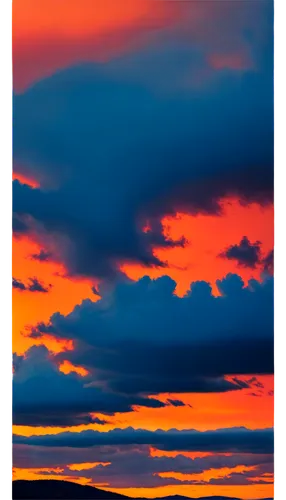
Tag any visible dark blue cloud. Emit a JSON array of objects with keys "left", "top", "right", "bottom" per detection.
[
  {"left": 30, "top": 249, "right": 52, "bottom": 262},
  {"left": 13, "top": 273, "right": 273, "bottom": 427},
  {"left": 167, "top": 399, "right": 186, "bottom": 408},
  {"left": 13, "top": 346, "right": 166, "bottom": 427},
  {"left": 91, "top": 285, "right": 100, "bottom": 296},
  {"left": 12, "top": 277, "right": 26, "bottom": 291},
  {"left": 219, "top": 236, "right": 262, "bottom": 269},
  {"left": 28, "top": 277, "right": 51, "bottom": 293},
  {"left": 29, "top": 273, "right": 273, "bottom": 398},
  {"left": 13, "top": 427, "right": 274, "bottom": 455},
  {"left": 12, "top": 277, "right": 51, "bottom": 293},
  {"left": 13, "top": 14, "right": 273, "bottom": 279}
]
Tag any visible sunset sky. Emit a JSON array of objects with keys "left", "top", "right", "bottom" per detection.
[{"left": 12, "top": 1, "right": 274, "bottom": 498}]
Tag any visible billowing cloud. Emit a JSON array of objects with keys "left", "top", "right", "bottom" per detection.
[{"left": 28, "top": 274, "right": 273, "bottom": 400}]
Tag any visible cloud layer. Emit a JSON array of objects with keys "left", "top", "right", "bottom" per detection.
[
  {"left": 12, "top": 273, "right": 273, "bottom": 426},
  {"left": 13, "top": 346, "right": 166, "bottom": 426},
  {"left": 14, "top": 427, "right": 273, "bottom": 454}
]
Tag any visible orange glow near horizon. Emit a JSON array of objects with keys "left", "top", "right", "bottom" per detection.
[{"left": 103, "top": 484, "right": 273, "bottom": 499}]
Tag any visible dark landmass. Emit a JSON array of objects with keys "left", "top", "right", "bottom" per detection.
[
  {"left": 12, "top": 480, "right": 273, "bottom": 500},
  {"left": 12, "top": 480, "right": 128, "bottom": 500}
]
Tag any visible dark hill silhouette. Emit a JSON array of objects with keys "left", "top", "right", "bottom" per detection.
[
  {"left": 12, "top": 480, "right": 129, "bottom": 499},
  {"left": 12, "top": 480, "right": 273, "bottom": 500}
]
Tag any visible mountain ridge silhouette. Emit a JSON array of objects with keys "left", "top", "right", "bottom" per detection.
[{"left": 12, "top": 479, "right": 273, "bottom": 500}]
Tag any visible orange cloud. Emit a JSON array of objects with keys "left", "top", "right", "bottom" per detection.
[
  {"left": 59, "top": 360, "right": 89, "bottom": 377},
  {"left": 251, "top": 474, "right": 274, "bottom": 483},
  {"left": 68, "top": 462, "right": 111, "bottom": 471},
  {"left": 13, "top": 467, "right": 91, "bottom": 485},
  {"left": 150, "top": 449, "right": 215, "bottom": 459},
  {"left": 157, "top": 464, "right": 256, "bottom": 483}
]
